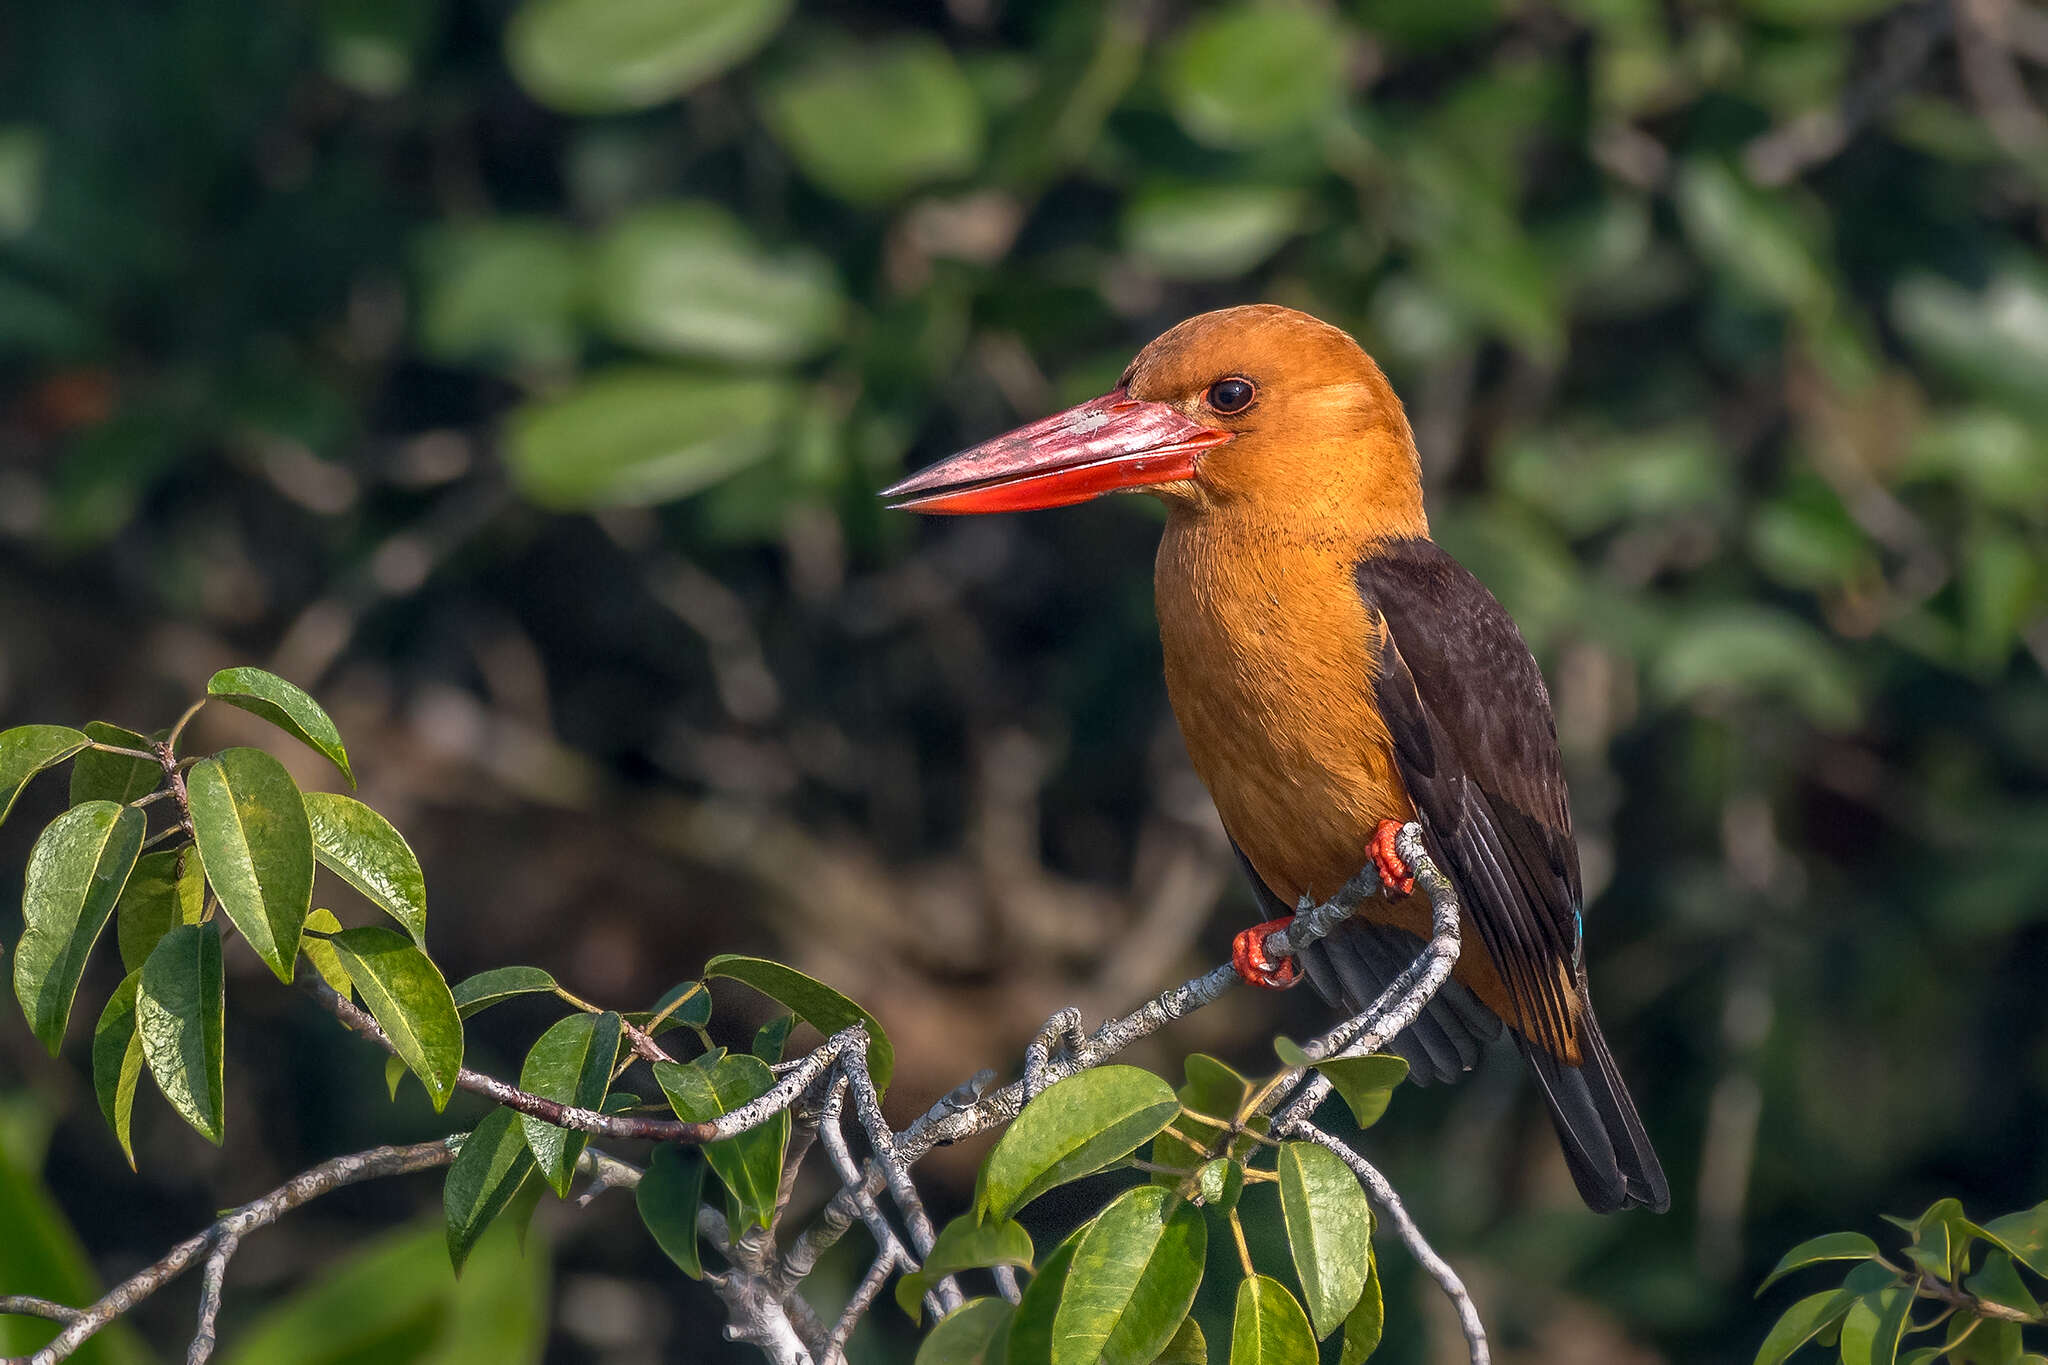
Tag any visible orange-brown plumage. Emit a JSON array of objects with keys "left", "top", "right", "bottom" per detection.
[{"left": 886, "top": 304, "right": 1666, "bottom": 1214}]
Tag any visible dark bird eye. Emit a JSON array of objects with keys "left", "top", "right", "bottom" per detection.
[{"left": 1206, "top": 377, "right": 1256, "bottom": 415}]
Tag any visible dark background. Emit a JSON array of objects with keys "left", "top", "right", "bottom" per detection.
[{"left": 2, "top": 0, "right": 2046, "bottom": 1361}]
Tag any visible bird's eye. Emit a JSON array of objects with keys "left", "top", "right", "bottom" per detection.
[{"left": 1206, "top": 377, "right": 1256, "bottom": 415}]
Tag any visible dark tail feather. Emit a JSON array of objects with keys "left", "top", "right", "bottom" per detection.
[{"left": 1517, "top": 1005, "right": 1669, "bottom": 1213}]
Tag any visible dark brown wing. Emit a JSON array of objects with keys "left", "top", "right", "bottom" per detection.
[{"left": 1353, "top": 538, "right": 1583, "bottom": 1058}]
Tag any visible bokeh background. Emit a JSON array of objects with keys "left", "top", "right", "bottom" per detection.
[{"left": 3, "top": 0, "right": 2047, "bottom": 1361}]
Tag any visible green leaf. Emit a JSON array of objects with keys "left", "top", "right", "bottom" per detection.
[
  {"left": 506, "top": 0, "right": 791, "bottom": 114},
  {"left": 1981, "top": 1204, "right": 2048, "bottom": 1278},
  {"left": 304, "top": 792, "right": 428, "bottom": 944},
  {"left": 760, "top": 38, "right": 985, "bottom": 203},
  {"left": 1050, "top": 1184, "right": 1206, "bottom": 1365},
  {"left": 187, "top": 747, "right": 316, "bottom": 982},
  {"left": 627, "top": 979, "right": 713, "bottom": 1034},
  {"left": 1966, "top": 1250, "right": 2044, "bottom": 1319},
  {"left": 69, "top": 723, "right": 160, "bottom": 806},
  {"left": 1756, "top": 1231, "right": 1880, "bottom": 1294},
  {"left": 115, "top": 846, "right": 205, "bottom": 974},
  {"left": 205, "top": 668, "right": 353, "bottom": 786},
  {"left": 636, "top": 1145, "right": 708, "bottom": 1280},
  {"left": 1947, "top": 1316, "right": 2025, "bottom": 1365},
  {"left": 1903, "top": 1199, "right": 1964, "bottom": 1280},
  {"left": 590, "top": 202, "right": 845, "bottom": 365},
  {"left": 1230, "top": 1275, "right": 1318, "bottom": 1365},
  {"left": 1753, "top": 1288, "right": 1856, "bottom": 1365},
  {"left": 136, "top": 923, "right": 226, "bottom": 1144},
  {"left": 1155, "top": 1316, "right": 1208, "bottom": 1365},
  {"left": 519, "top": 1011, "right": 622, "bottom": 1196},
  {"left": 704, "top": 954, "right": 893, "bottom": 1094},
  {"left": 328, "top": 926, "right": 463, "bottom": 1111},
  {"left": 916, "top": 1298, "right": 1014, "bottom": 1365},
  {"left": 413, "top": 219, "right": 584, "bottom": 371},
  {"left": 896, "top": 1215, "right": 1035, "bottom": 1322},
  {"left": 91, "top": 973, "right": 146, "bottom": 1169},
  {"left": 385, "top": 1053, "right": 408, "bottom": 1101},
  {"left": 1273, "top": 1038, "right": 1410, "bottom": 1130},
  {"left": 1654, "top": 608, "right": 1861, "bottom": 732},
  {"left": 452, "top": 966, "right": 560, "bottom": 1018},
  {"left": 753, "top": 1014, "right": 796, "bottom": 1063},
  {"left": 1279, "top": 1141, "right": 1374, "bottom": 1338},
  {"left": 1197, "top": 1158, "right": 1245, "bottom": 1211},
  {"left": 1840, "top": 1287, "right": 1914, "bottom": 1365},
  {"left": 1123, "top": 183, "right": 1306, "bottom": 281},
  {"left": 13, "top": 800, "right": 144, "bottom": 1051},
  {"left": 652, "top": 1052, "right": 786, "bottom": 1232},
  {"left": 1340, "top": 1249, "right": 1385, "bottom": 1365},
  {"left": 1164, "top": 3, "right": 1351, "bottom": 148},
  {"left": 444, "top": 1108, "right": 539, "bottom": 1275},
  {"left": 1153, "top": 1054, "right": 1265, "bottom": 1177},
  {"left": 1177, "top": 1054, "right": 1253, "bottom": 1119},
  {"left": 1003, "top": 1234, "right": 1077, "bottom": 1365},
  {"left": 0, "top": 725, "right": 90, "bottom": 826},
  {"left": 301, "top": 908, "right": 353, "bottom": 998},
  {"left": 978, "top": 1066, "right": 1179, "bottom": 1222},
  {"left": 503, "top": 367, "right": 797, "bottom": 510}
]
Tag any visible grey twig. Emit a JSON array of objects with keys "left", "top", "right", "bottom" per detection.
[{"left": 185, "top": 1232, "right": 238, "bottom": 1365}]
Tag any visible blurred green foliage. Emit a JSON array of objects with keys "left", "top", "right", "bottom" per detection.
[{"left": 2, "top": 0, "right": 2047, "bottom": 1360}]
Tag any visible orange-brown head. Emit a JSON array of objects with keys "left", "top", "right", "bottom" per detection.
[{"left": 883, "top": 304, "right": 1427, "bottom": 541}]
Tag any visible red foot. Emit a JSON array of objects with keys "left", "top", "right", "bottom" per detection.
[
  {"left": 1370, "top": 819, "right": 1416, "bottom": 897},
  {"left": 1233, "top": 916, "right": 1303, "bottom": 990}
]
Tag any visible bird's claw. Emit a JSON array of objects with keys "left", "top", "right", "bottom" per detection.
[
  {"left": 1232, "top": 916, "right": 1303, "bottom": 990},
  {"left": 1371, "top": 819, "right": 1416, "bottom": 896}
]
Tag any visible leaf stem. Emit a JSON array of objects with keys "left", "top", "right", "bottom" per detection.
[
  {"left": 1229, "top": 1210, "right": 1256, "bottom": 1279},
  {"left": 165, "top": 698, "right": 208, "bottom": 755}
]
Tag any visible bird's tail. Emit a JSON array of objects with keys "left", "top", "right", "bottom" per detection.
[{"left": 1517, "top": 1002, "right": 1669, "bottom": 1214}]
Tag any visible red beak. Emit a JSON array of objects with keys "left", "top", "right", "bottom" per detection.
[{"left": 882, "top": 390, "right": 1232, "bottom": 514}]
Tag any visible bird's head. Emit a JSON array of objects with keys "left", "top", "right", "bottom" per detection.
[{"left": 883, "top": 304, "right": 1425, "bottom": 537}]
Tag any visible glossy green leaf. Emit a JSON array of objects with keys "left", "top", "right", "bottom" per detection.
[
  {"left": 1230, "top": 1274, "right": 1317, "bottom": 1365},
  {"left": 1050, "top": 1184, "right": 1205, "bottom": 1365},
  {"left": 591, "top": 201, "right": 844, "bottom": 365},
  {"left": 1340, "top": 1248, "right": 1385, "bottom": 1365},
  {"left": 1753, "top": 1289, "right": 1856, "bottom": 1365},
  {"left": 636, "top": 1144, "right": 708, "bottom": 1280},
  {"left": 978, "top": 1066, "right": 1179, "bottom": 1222},
  {"left": 218, "top": 1217, "right": 547, "bottom": 1365},
  {"left": 506, "top": 0, "right": 790, "bottom": 114},
  {"left": 1279, "top": 1141, "right": 1374, "bottom": 1338},
  {"left": 1197, "top": 1158, "right": 1245, "bottom": 1211},
  {"left": 704, "top": 953, "right": 893, "bottom": 1093},
  {"left": 1966, "top": 1250, "right": 2044, "bottom": 1318},
  {"left": 1003, "top": 1233, "right": 1077, "bottom": 1365},
  {"left": 896, "top": 1215, "right": 1035, "bottom": 1322},
  {"left": 1153, "top": 1054, "right": 1264, "bottom": 1177},
  {"left": 503, "top": 367, "right": 796, "bottom": 510},
  {"left": 1164, "top": 3, "right": 1351, "bottom": 147},
  {"left": 452, "top": 966, "right": 559, "bottom": 1018},
  {"left": 1903, "top": 1199, "right": 1963, "bottom": 1280},
  {"left": 1840, "top": 1286, "right": 1914, "bottom": 1365},
  {"left": 187, "top": 747, "right": 315, "bottom": 982},
  {"left": 627, "top": 979, "right": 712, "bottom": 1034},
  {"left": 115, "top": 846, "right": 205, "bottom": 974},
  {"left": 444, "top": 1108, "right": 538, "bottom": 1274},
  {"left": 329, "top": 926, "right": 463, "bottom": 1110},
  {"left": 205, "top": 668, "right": 353, "bottom": 786},
  {"left": 301, "top": 908, "right": 353, "bottom": 998},
  {"left": 1275, "top": 1038, "right": 1411, "bottom": 1130},
  {"left": 519, "top": 1011, "right": 621, "bottom": 1196},
  {"left": 69, "top": 723, "right": 160, "bottom": 806},
  {"left": 14, "top": 800, "right": 143, "bottom": 1051},
  {"left": 916, "top": 1298, "right": 1014, "bottom": 1365},
  {"left": 760, "top": 38, "right": 984, "bottom": 203},
  {"left": 305, "top": 792, "right": 428, "bottom": 944},
  {"left": 136, "top": 923, "right": 225, "bottom": 1144},
  {"left": 753, "top": 1014, "right": 796, "bottom": 1062},
  {"left": 652, "top": 1052, "right": 786, "bottom": 1232},
  {"left": 1981, "top": 1203, "right": 2048, "bottom": 1278},
  {"left": 0, "top": 725, "right": 89, "bottom": 826},
  {"left": 91, "top": 972, "right": 145, "bottom": 1169},
  {"left": 1755, "top": 1231, "right": 1879, "bottom": 1294}
]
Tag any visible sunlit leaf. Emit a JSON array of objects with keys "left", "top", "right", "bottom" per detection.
[
  {"left": 453, "top": 966, "right": 560, "bottom": 1018},
  {"left": 760, "top": 38, "right": 984, "bottom": 203},
  {"left": 1230, "top": 1274, "right": 1317, "bottom": 1365},
  {"left": 69, "top": 723, "right": 160, "bottom": 807},
  {"left": 978, "top": 1066, "right": 1179, "bottom": 1221},
  {"left": 652, "top": 1052, "right": 786, "bottom": 1233},
  {"left": 136, "top": 923, "right": 225, "bottom": 1144},
  {"left": 1155, "top": 1316, "right": 1208, "bottom": 1365},
  {"left": 1279, "top": 1141, "right": 1373, "bottom": 1338},
  {"left": 91, "top": 972, "right": 146, "bottom": 1169},
  {"left": 1980, "top": 1203, "right": 2048, "bottom": 1278},
  {"left": 187, "top": 747, "right": 315, "bottom": 982},
  {"left": 305, "top": 792, "right": 428, "bottom": 944},
  {"left": 14, "top": 800, "right": 143, "bottom": 1051},
  {"left": 506, "top": 0, "right": 791, "bottom": 114},
  {"left": 1839, "top": 1287, "right": 1912, "bottom": 1365},
  {"left": 329, "top": 926, "right": 463, "bottom": 1110},
  {"left": 1004, "top": 1233, "right": 1077, "bottom": 1365},
  {"left": 0, "top": 725, "right": 89, "bottom": 827},
  {"left": 1756, "top": 1231, "right": 1879, "bottom": 1295},
  {"left": 916, "top": 1297, "right": 1014, "bottom": 1365},
  {"left": 1123, "top": 184, "right": 1305, "bottom": 280},
  {"left": 444, "top": 1108, "right": 538, "bottom": 1275},
  {"left": 205, "top": 668, "right": 353, "bottom": 786},
  {"left": 519, "top": 1011, "right": 621, "bottom": 1196},
  {"left": 115, "top": 846, "right": 205, "bottom": 974},
  {"left": 1340, "top": 1248, "right": 1385, "bottom": 1365},
  {"left": 301, "top": 908, "right": 354, "bottom": 998},
  {"left": 1753, "top": 1289, "right": 1857, "bottom": 1365},
  {"left": 1164, "top": 3, "right": 1351, "bottom": 147},
  {"left": 704, "top": 953, "right": 892, "bottom": 1093},
  {"left": 896, "top": 1215, "right": 1034, "bottom": 1322},
  {"left": 1050, "top": 1184, "right": 1205, "bottom": 1365}
]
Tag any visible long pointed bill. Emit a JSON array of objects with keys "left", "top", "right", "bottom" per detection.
[{"left": 882, "top": 390, "right": 1231, "bottom": 514}]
